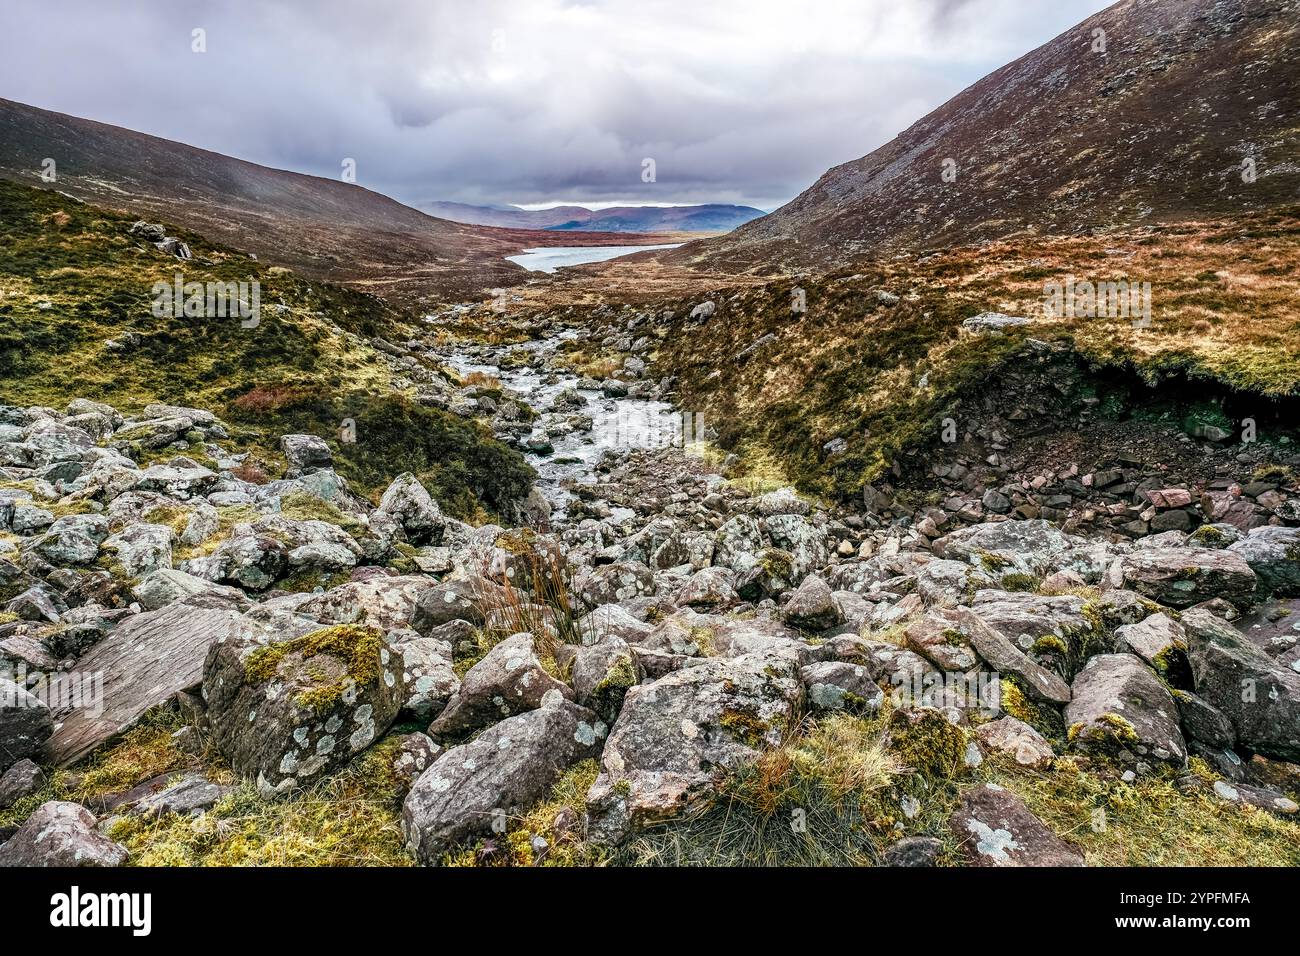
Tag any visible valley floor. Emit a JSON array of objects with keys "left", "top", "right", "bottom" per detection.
[{"left": 4, "top": 307, "right": 1300, "bottom": 867}]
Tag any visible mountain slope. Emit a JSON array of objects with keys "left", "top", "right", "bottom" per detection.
[
  {"left": 422, "top": 201, "right": 766, "bottom": 233},
  {"left": 664, "top": 0, "right": 1300, "bottom": 273},
  {"left": 0, "top": 98, "right": 670, "bottom": 307}
]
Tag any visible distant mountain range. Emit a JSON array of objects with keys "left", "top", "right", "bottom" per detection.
[
  {"left": 663, "top": 0, "right": 1300, "bottom": 273},
  {"left": 422, "top": 201, "right": 766, "bottom": 234}
]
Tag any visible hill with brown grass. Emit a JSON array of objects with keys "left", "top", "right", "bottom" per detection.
[{"left": 660, "top": 0, "right": 1300, "bottom": 275}]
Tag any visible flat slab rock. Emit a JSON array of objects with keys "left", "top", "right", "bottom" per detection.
[
  {"left": 45, "top": 601, "right": 260, "bottom": 766},
  {"left": 949, "top": 784, "right": 1084, "bottom": 867}
]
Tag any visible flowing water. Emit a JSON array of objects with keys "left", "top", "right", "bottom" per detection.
[{"left": 446, "top": 332, "right": 684, "bottom": 517}]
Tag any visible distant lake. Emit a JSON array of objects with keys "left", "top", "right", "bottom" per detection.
[{"left": 506, "top": 243, "right": 681, "bottom": 273}]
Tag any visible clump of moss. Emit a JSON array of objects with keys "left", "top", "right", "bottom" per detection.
[
  {"left": 1032, "top": 634, "right": 1069, "bottom": 657},
  {"left": 245, "top": 623, "right": 384, "bottom": 715},
  {"left": 1190, "top": 525, "right": 1228, "bottom": 546},
  {"left": 451, "top": 629, "right": 495, "bottom": 678},
  {"left": 1068, "top": 712, "right": 1140, "bottom": 751},
  {"left": 689, "top": 625, "right": 717, "bottom": 657},
  {"left": 1000, "top": 573, "right": 1039, "bottom": 593},
  {"left": 1000, "top": 677, "right": 1066, "bottom": 745},
  {"left": 141, "top": 504, "right": 192, "bottom": 538},
  {"left": 279, "top": 491, "right": 365, "bottom": 538},
  {"left": 720, "top": 707, "right": 772, "bottom": 747},
  {"left": 587, "top": 654, "right": 637, "bottom": 719},
  {"left": 886, "top": 707, "right": 967, "bottom": 779},
  {"left": 1252, "top": 464, "right": 1295, "bottom": 486},
  {"left": 976, "top": 551, "right": 1013, "bottom": 572}
]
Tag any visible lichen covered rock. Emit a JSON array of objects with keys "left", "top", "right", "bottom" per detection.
[{"left": 202, "top": 622, "right": 404, "bottom": 796}]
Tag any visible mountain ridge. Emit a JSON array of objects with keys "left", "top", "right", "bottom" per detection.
[
  {"left": 422, "top": 200, "right": 766, "bottom": 234},
  {"left": 660, "top": 0, "right": 1300, "bottom": 274}
]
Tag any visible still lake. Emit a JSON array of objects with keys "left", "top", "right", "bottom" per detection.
[{"left": 505, "top": 243, "right": 681, "bottom": 273}]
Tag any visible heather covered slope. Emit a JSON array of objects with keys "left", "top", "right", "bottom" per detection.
[
  {"left": 642, "top": 206, "right": 1300, "bottom": 502},
  {"left": 662, "top": 0, "right": 1300, "bottom": 274},
  {"left": 0, "top": 178, "right": 533, "bottom": 518}
]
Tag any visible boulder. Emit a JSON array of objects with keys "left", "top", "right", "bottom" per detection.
[
  {"left": 0, "top": 801, "right": 128, "bottom": 866},
  {"left": 961, "top": 312, "right": 1031, "bottom": 335},
  {"left": 129, "top": 772, "right": 229, "bottom": 818},
  {"left": 1182, "top": 607, "right": 1300, "bottom": 762},
  {"left": 582, "top": 604, "right": 654, "bottom": 645},
  {"left": 1228, "top": 526, "right": 1300, "bottom": 596},
  {"left": 1065, "top": 653, "right": 1186, "bottom": 768},
  {"left": 0, "top": 677, "right": 52, "bottom": 773},
  {"left": 409, "top": 575, "right": 500, "bottom": 633},
  {"left": 974, "top": 717, "right": 1055, "bottom": 768},
  {"left": 782, "top": 574, "right": 844, "bottom": 631},
  {"left": 202, "top": 623, "right": 404, "bottom": 796},
  {"left": 574, "top": 561, "right": 655, "bottom": 608},
  {"left": 47, "top": 602, "right": 257, "bottom": 766},
  {"left": 1114, "top": 612, "right": 1185, "bottom": 670},
  {"left": 376, "top": 473, "right": 444, "bottom": 544},
  {"left": 904, "top": 609, "right": 980, "bottom": 672},
  {"left": 390, "top": 632, "right": 458, "bottom": 722},
  {"left": 571, "top": 638, "right": 640, "bottom": 723},
  {"left": 585, "top": 652, "right": 802, "bottom": 843},
  {"left": 102, "top": 522, "right": 174, "bottom": 577},
  {"left": 279, "top": 434, "right": 333, "bottom": 471},
  {"left": 955, "top": 608, "right": 1071, "bottom": 705},
  {"left": 1120, "top": 548, "right": 1256, "bottom": 609},
  {"left": 0, "top": 757, "right": 45, "bottom": 809},
  {"left": 132, "top": 568, "right": 250, "bottom": 612},
  {"left": 427, "top": 633, "right": 570, "bottom": 739},
  {"left": 675, "top": 566, "right": 739, "bottom": 609},
  {"left": 800, "top": 661, "right": 884, "bottom": 714},
  {"left": 402, "top": 697, "right": 606, "bottom": 864},
  {"left": 949, "top": 784, "right": 1083, "bottom": 866}
]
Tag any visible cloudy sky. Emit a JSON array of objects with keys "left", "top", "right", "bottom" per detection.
[{"left": 2, "top": 0, "right": 1113, "bottom": 211}]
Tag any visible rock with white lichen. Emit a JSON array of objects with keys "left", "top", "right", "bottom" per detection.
[
  {"left": 585, "top": 652, "right": 802, "bottom": 844},
  {"left": 949, "top": 784, "right": 1084, "bottom": 867},
  {"left": 0, "top": 801, "right": 128, "bottom": 867},
  {"left": 426, "top": 632, "right": 571, "bottom": 740},
  {"left": 202, "top": 622, "right": 404, "bottom": 797}
]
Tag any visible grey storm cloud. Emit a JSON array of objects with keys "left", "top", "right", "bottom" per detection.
[{"left": 0, "top": 0, "right": 1114, "bottom": 210}]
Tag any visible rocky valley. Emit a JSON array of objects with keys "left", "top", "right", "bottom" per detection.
[{"left": 1, "top": 0, "right": 1299, "bottom": 876}]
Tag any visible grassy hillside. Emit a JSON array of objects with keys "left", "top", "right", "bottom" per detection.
[
  {"left": 0, "top": 179, "right": 532, "bottom": 517},
  {"left": 651, "top": 207, "right": 1300, "bottom": 500}
]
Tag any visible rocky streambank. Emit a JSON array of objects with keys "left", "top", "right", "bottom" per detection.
[{"left": 3, "top": 320, "right": 1300, "bottom": 866}]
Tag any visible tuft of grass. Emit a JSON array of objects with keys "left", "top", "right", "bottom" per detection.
[
  {"left": 984, "top": 756, "right": 1300, "bottom": 867},
  {"left": 107, "top": 738, "right": 412, "bottom": 867}
]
